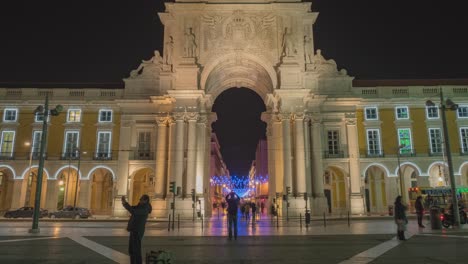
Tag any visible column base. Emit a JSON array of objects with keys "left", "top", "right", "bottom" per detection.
[
  {"left": 28, "top": 228, "right": 40, "bottom": 234},
  {"left": 280, "top": 197, "right": 308, "bottom": 218},
  {"left": 350, "top": 194, "right": 365, "bottom": 215},
  {"left": 311, "top": 194, "right": 328, "bottom": 216}
]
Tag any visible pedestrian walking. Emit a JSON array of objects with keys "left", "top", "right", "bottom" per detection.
[
  {"left": 122, "top": 194, "right": 153, "bottom": 264},
  {"left": 251, "top": 202, "right": 257, "bottom": 222},
  {"left": 244, "top": 202, "right": 251, "bottom": 220},
  {"left": 394, "top": 195, "right": 408, "bottom": 241},
  {"left": 225, "top": 190, "right": 240, "bottom": 240},
  {"left": 415, "top": 196, "right": 425, "bottom": 228}
]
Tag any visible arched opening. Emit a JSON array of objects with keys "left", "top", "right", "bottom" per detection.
[
  {"left": 323, "top": 167, "right": 348, "bottom": 215},
  {"left": 22, "top": 168, "right": 48, "bottom": 208},
  {"left": 56, "top": 167, "right": 79, "bottom": 210},
  {"left": 364, "top": 166, "right": 388, "bottom": 214},
  {"left": 211, "top": 88, "right": 267, "bottom": 203},
  {"left": 0, "top": 168, "right": 14, "bottom": 211},
  {"left": 131, "top": 168, "right": 154, "bottom": 205},
  {"left": 89, "top": 168, "right": 114, "bottom": 215},
  {"left": 428, "top": 163, "right": 448, "bottom": 187}
]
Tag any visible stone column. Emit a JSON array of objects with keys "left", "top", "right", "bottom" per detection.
[
  {"left": 172, "top": 113, "right": 185, "bottom": 189},
  {"left": 155, "top": 115, "right": 169, "bottom": 197},
  {"left": 261, "top": 112, "right": 276, "bottom": 210},
  {"left": 294, "top": 112, "right": 306, "bottom": 194},
  {"left": 281, "top": 113, "right": 293, "bottom": 191},
  {"left": 345, "top": 113, "right": 364, "bottom": 214},
  {"left": 114, "top": 120, "right": 134, "bottom": 217},
  {"left": 195, "top": 114, "right": 208, "bottom": 194},
  {"left": 186, "top": 113, "right": 198, "bottom": 195},
  {"left": 303, "top": 116, "right": 312, "bottom": 197},
  {"left": 310, "top": 114, "right": 327, "bottom": 215}
]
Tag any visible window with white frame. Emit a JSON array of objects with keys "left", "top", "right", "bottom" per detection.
[
  {"left": 34, "top": 112, "right": 50, "bottom": 122},
  {"left": 63, "top": 131, "right": 79, "bottom": 158},
  {"left": 457, "top": 106, "right": 468, "bottom": 118},
  {"left": 460, "top": 127, "right": 468, "bottom": 153},
  {"left": 397, "top": 128, "right": 413, "bottom": 154},
  {"left": 0, "top": 131, "right": 15, "bottom": 156},
  {"left": 426, "top": 106, "right": 439, "bottom": 119},
  {"left": 3, "top": 108, "right": 18, "bottom": 122},
  {"left": 364, "top": 107, "right": 378, "bottom": 120},
  {"left": 366, "top": 129, "right": 381, "bottom": 155},
  {"left": 31, "top": 131, "right": 42, "bottom": 157},
  {"left": 138, "top": 131, "right": 152, "bottom": 159},
  {"left": 98, "top": 109, "right": 112, "bottom": 122},
  {"left": 395, "top": 106, "right": 409, "bottom": 119},
  {"left": 67, "top": 109, "right": 81, "bottom": 122},
  {"left": 428, "top": 128, "right": 443, "bottom": 154},
  {"left": 96, "top": 131, "right": 112, "bottom": 159},
  {"left": 327, "top": 130, "right": 340, "bottom": 155}
]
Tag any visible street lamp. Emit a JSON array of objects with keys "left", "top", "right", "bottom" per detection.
[
  {"left": 426, "top": 89, "right": 461, "bottom": 228},
  {"left": 396, "top": 144, "right": 406, "bottom": 203},
  {"left": 29, "top": 95, "right": 62, "bottom": 234},
  {"left": 73, "top": 148, "right": 85, "bottom": 208}
]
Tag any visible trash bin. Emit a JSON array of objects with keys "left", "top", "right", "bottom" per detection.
[
  {"left": 388, "top": 205, "right": 394, "bottom": 216},
  {"left": 430, "top": 206, "right": 442, "bottom": 230}
]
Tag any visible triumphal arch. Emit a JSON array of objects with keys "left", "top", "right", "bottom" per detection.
[{"left": 118, "top": 0, "right": 363, "bottom": 218}]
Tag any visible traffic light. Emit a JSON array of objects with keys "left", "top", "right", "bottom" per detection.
[
  {"left": 191, "top": 189, "right": 196, "bottom": 202},
  {"left": 169, "top": 181, "right": 176, "bottom": 193},
  {"left": 286, "top": 186, "right": 291, "bottom": 195}
]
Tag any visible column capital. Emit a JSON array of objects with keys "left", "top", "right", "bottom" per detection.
[
  {"left": 197, "top": 113, "right": 209, "bottom": 124},
  {"left": 307, "top": 113, "right": 322, "bottom": 124},
  {"left": 155, "top": 114, "right": 171, "bottom": 126},
  {"left": 278, "top": 112, "right": 292, "bottom": 121},
  {"left": 293, "top": 111, "right": 305, "bottom": 120},
  {"left": 172, "top": 111, "right": 186, "bottom": 121},
  {"left": 186, "top": 112, "right": 199, "bottom": 122},
  {"left": 345, "top": 112, "right": 357, "bottom": 125}
]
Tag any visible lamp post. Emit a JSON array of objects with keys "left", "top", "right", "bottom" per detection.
[
  {"left": 396, "top": 144, "right": 406, "bottom": 203},
  {"left": 426, "top": 89, "right": 461, "bottom": 228},
  {"left": 29, "top": 95, "right": 62, "bottom": 233},
  {"left": 73, "top": 148, "right": 84, "bottom": 208}
]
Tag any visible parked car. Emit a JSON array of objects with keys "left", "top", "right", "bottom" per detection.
[
  {"left": 3, "top": 207, "right": 48, "bottom": 218},
  {"left": 49, "top": 206, "right": 91, "bottom": 219}
]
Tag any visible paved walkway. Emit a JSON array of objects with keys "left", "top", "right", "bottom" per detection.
[{"left": 0, "top": 216, "right": 466, "bottom": 264}]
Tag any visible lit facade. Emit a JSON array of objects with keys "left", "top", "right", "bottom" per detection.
[{"left": 1, "top": 0, "right": 468, "bottom": 218}]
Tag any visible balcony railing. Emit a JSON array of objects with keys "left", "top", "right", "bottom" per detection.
[
  {"left": 60, "top": 152, "right": 80, "bottom": 160},
  {"left": 93, "top": 152, "right": 113, "bottom": 161},
  {"left": 428, "top": 149, "right": 443, "bottom": 156},
  {"left": 0, "top": 152, "right": 15, "bottom": 160},
  {"left": 131, "top": 151, "right": 154, "bottom": 160},
  {"left": 323, "top": 151, "right": 346, "bottom": 159},
  {"left": 364, "top": 150, "right": 385, "bottom": 158}
]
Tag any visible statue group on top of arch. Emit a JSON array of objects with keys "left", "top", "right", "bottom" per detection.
[
  {"left": 307, "top": 49, "right": 347, "bottom": 76},
  {"left": 129, "top": 36, "right": 175, "bottom": 78}
]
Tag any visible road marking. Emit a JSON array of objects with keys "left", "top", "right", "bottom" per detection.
[
  {"left": 418, "top": 233, "right": 468, "bottom": 239},
  {"left": 0, "top": 236, "right": 60, "bottom": 243},
  {"left": 338, "top": 233, "right": 413, "bottom": 264},
  {"left": 68, "top": 235, "right": 128, "bottom": 264}
]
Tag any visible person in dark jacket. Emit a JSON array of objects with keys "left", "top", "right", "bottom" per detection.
[
  {"left": 122, "top": 194, "right": 152, "bottom": 264},
  {"left": 394, "top": 195, "right": 408, "bottom": 241},
  {"left": 415, "top": 196, "right": 425, "bottom": 228},
  {"left": 225, "top": 191, "right": 240, "bottom": 240}
]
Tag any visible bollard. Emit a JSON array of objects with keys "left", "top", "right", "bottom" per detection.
[
  {"left": 323, "top": 212, "right": 326, "bottom": 227},
  {"left": 178, "top": 214, "right": 180, "bottom": 230},
  {"left": 300, "top": 213, "right": 302, "bottom": 229},
  {"left": 201, "top": 214, "right": 204, "bottom": 231},
  {"left": 347, "top": 211, "right": 350, "bottom": 227},
  {"left": 168, "top": 214, "right": 171, "bottom": 231},
  {"left": 276, "top": 214, "right": 279, "bottom": 229}
]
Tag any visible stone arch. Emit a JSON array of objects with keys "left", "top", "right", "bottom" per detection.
[
  {"left": 54, "top": 166, "right": 81, "bottom": 210},
  {"left": 323, "top": 166, "right": 348, "bottom": 214},
  {"left": 393, "top": 162, "right": 426, "bottom": 198},
  {"left": 0, "top": 166, "right": 15, "bottom": 210},
  {"left": 201, "top": 52, "right": 277, "bottom": 101},
  {"left": 129, "top": 167, "right": 154, "bottom": 205},
  {"left": 88, "top": 167, "right": 114, "bottom": 215},
  {"left": 20, "top": 165, "right": 51, "bottom": 180},
  {"left": 361, "top": 163, "right": 390, "bottom": 179},
  {"left": 20, "top": 168, "right": 48, "bottom": 209},
  {"left": 364, "top": 165, "right": 388, "bottom": 214}
]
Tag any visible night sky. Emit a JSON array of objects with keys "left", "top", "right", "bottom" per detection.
[{"left": 1, "top": 0, "right": 467, "bottom": 175}]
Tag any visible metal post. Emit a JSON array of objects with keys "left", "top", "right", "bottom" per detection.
[
  {"left": 29, "top": 95, "right": 49, "bottom": 233},
  {"left": 73, "top": 148, "right": 81, "bottom": 208},
  {"left": 440, "top": 90, "right": 461, "bottom": 228},
  {"left": 168, "top": 214, "right": 171, "bottom": 231},
  {"left": 323, "top": 212, "right": 326, "bottom": 227},
  {"left": 397, "top": 146, "right": 405, "bottom": 203},
  {"left": 172, "top": 192, "right": 176, "bottom": 230},
  {"left": 300, "top": 213, "right": 302, "bottom": 229}
]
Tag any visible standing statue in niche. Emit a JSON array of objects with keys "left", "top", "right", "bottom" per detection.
[
  {"left": 303, "top": 35, "right": 313, "bottom": 63},
  {"left": 282, "top": 27, "right": 296, "bottom": 57},
  {"left": 164, "top": 36, "right": 174, "bottom": 65},
  {"left": 184, "top": 28, "right": 197, "bottom": 58}
]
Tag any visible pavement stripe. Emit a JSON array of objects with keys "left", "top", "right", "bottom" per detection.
[
  {"left": 418, "top": 233, "right": 468, "bottom": 239},
  {"left": 338, "top": 234, "right": 414, "bottom": 264},
  {"left": 0, "top": 236, "right": 60, "bottom": 243},
  {"left": 68, "top": 235, "right": 128, "bottom": 264}
]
